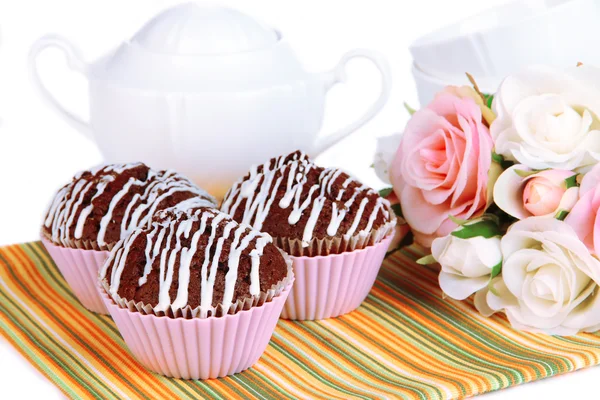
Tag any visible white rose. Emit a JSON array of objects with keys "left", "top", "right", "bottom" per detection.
[
  {"left": 373, "top": 133, "right": 401, "bottom": 184},
  {"left": 491, "top": 65, "right": 600, "bottom": 171},
  {"left": 431, "top": 218, "right": 502, "bottom": 300},
  {"left": 476, "top": 217, "right": 600, "bottom": 336}
]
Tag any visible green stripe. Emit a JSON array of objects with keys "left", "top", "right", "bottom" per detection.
[
  {"left": 246, "top": 366, "right": 295, "bottom": 399},
  {"left": 229, "top": 374, "right": 272, "bottom": 399},
  {"left": 180, "top": 380, "right": 224, "bottom": 399}
]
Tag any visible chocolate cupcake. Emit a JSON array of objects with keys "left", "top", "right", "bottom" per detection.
[
  {"left": 41, "top": 162, "right": 216, "bottom": 314},
  {"left": 221, "top": 151, "right": 396, "bottom": 320},
  {"left": 221, "top": 151, "right": 395, "bottom": 256},
  {"left": 43, "top": 162, "right": 216, "bottom": 251},
  {"left": 100, "top": 207, "right": 292, "bottom": 317},
  {"left": 99, "top": 208, "right": 293, "bottom": 379}
]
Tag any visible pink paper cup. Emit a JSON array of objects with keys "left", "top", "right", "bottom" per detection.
[
  {"left": 281, "top": 234, "right": 393, "bottom": 320},
  {"left": 41, "top": 237, "right": 110, "bottom": 314},
  {"left": 100, "top": 283, "right": 293, "bottom": 380}
]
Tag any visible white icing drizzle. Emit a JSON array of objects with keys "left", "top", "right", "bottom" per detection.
[
  {"left": 106, "top": 229, "right": 143, "bottom": 297},
  {"left": 199, "top": 213, "right": 231, "bottom": 314},
  {"left": 75, "top": 176, "right": 114, "bottom": 239},
  {"left": 101, "top": 209, "right": 273, "bottom": 317},
  {"left": 97, "top": 177, "right": 145, "bottom": 246},
  {"left": 221, "top": 151, "right": 390, "bottom": 247},
  {"left": 44, "top": 163, "right": 216, "bottom": 247}
]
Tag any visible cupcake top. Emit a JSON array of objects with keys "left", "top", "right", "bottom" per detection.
[
  {"left": 43, "top": 163, "right": 216, "bottom": 250},
  {"left": 100, "top": 208, "right": 290, "bottom": 317},
  {"left": 221, "top": 151, "right": 393, "bottom": 249}
]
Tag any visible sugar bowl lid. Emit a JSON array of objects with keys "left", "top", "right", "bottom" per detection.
[
  {"left": 90, "top": 2, "right": 304, "bottom": 91},
  {"left": 132, "top": 3, "right": 279, "bottom": 55}
]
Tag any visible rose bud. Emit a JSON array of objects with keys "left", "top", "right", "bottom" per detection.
[{"left": 494, "top": 165, "right": 579, "bottom": 220}]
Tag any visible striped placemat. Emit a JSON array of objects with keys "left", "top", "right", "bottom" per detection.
[{"left": 1, "top": 242, "right": 600, "bottom": 399}]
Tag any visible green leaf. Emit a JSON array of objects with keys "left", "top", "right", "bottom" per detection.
[
  {"left": 483, "top": 93, "right": 494, "bottom": 108},
  {"left": 492, "top": 152, "right": 515, "bottom": 170},
  {"left": 451, "top": 220, "right": 501, "bottom": 239},
  {"left": 491, "top": 152, "right": 504, "bottom": 165},
  {"left": 379, "top": 187, "right": 393, "bottom": 198},
  {"left": 490, "top": 261, "right": 502, "bottom": 279},
  {"left": 391, "top": 204, "right": 403, "bottom": 218},
  {"left": 555, "top": 210, "right": 569, "bottom": 221},
  {"left": 404, "top": 102, "right": 417, "bottom": 116},
  {"left": 564, "top": 174, "right": 579, "bottom": 189},
  {"left": 417, "top": 255, "right": 436, "bottom": 265}
]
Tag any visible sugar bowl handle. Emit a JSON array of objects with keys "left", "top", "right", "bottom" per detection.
[
  {"left": 29, "top": 34, "right": 93, "bottom": 140},
  {"left": 311, "top": 49, "right": 392, "bottom": 156}
]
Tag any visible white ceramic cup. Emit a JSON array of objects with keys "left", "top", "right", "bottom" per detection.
[
  {"left": 410, "top": 0, "right": 600, "bottom": 79},
  {"left": 411, "top": 63, "right": 499, "bottom": 107}
]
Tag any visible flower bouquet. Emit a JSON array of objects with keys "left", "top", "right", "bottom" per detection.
[{"left": 377, "top": 65, "right": 600, "bottom": 336}]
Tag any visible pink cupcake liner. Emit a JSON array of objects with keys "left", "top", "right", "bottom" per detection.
[
  {"left": 100, "top": 283, "right": 293, "bottom": 380},
  {"left": 281, "top": 235, "right": 393, "bottom": 320},
  {"left": 41, "top": 237, "right": 110, "bottom": 314}
]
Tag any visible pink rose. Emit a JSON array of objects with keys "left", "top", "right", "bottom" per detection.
[
  {"left": 390, "top": 92, "right": 496, "bottom": 247},
  {"left": 565, "top": 164, "right": 600, "bottom": 255},
  {"left": 494, "top": 165, "right": 579, "bottom": 219},
  {"left": 524, "top": 173, "right": 575, "bottom": 216},
  {"left": 524, "top": 177, "right": 561, "bottom": 215}
]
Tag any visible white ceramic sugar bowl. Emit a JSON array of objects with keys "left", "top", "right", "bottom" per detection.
[{"left": 29, "top": 3, "right": 392, "bottom": 196}]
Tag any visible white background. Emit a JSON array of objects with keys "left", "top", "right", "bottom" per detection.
[{"left": 0, "top": 0, "right": 597, "bottom": 399}]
